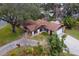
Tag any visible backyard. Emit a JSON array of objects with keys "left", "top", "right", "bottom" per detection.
[{"left": 0, "top": 24, "right": 23, "bottom": 46}]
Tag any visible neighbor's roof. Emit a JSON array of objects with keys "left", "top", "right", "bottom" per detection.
[{"left": 23, "top": 19, "right": 62, "bottom": 32}]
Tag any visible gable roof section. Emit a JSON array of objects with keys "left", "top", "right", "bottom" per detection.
[
  {"left": 23, "top": 19, "right": 62, "bottom": 32},
  {"left": 47, "top": 23, "right": 61, "bottom": 31}
]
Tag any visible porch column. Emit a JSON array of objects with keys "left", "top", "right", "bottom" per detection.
[
  {"left": 63, "top": 26, "right": 66, "bottom": 32},
  {"left": 48, "top": 30, "right": 50, "bottom": 34},
  {"left": 32, "top": 31, "right": 34, "bottom": 36},
  {"left": 37, "top": 29, "right": 40, "bottom": 34},
  {"left": 24, "top": 32, "right": 27, "bottom": 39}
]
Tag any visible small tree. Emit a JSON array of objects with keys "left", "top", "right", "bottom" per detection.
[{"left": 48, "top": 32, "right": 66, "bottom": 56}]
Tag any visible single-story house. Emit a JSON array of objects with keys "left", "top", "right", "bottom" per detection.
[{"left": 22, "top": 19, "right": 64, "bottom": 36}]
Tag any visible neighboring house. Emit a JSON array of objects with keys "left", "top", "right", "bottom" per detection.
[{"left": 22, "top": 19, "right": 64, "bottom": 36}]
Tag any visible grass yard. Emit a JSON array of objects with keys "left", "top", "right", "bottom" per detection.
[
  {"left": 31, "top": 32, "right": 49, "bottom": 41},
  {"left": 0, "top": 24, "right": 23, "bottom": 46},
  {"left": 65, "top": 28, "right": 79, "bottom": 40}
]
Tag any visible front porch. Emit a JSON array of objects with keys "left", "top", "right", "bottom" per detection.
[
  {"left": 32, "top": 28, "right": 52, "bottom": 36},
  {"left": 26, "top": 28, "right": 52, "bottom": 36}
]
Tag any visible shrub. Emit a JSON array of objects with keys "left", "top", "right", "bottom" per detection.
[
  {"left": 62, "top": 34, "right": 67, "bottom": 40},
  {"left": 47, "top": 33, "right": 67, "bottom": 56},
  {"left": 63, "top": 16, "right": 76, "bottom": 29}
]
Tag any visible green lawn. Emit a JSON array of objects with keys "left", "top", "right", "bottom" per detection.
[
  {"left": 65, "top": 28, "right": 79, "bottom": 40},
  {"left": 0, "top": 24, "right": 23, "bottom": 46},
  {"left": 31, "top": 32, "right": 49, "bottom": 41}
]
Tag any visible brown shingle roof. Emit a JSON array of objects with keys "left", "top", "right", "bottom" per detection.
[
  {"left": 23, "top": 19, "right": 62, "bottom": 32},
  {"left": 47, "top": 23, "right": 61, "bottom": 31},
  {"left": 35, "top": 19, "right": 49, "bottom": 29}
]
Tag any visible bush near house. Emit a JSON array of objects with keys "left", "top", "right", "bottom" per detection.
[
  {"left": 63, "top": 16, "right": 76, "bottom": 29},
  {"left": 63, "top": 16, "right": 79, "bottom": 40}
]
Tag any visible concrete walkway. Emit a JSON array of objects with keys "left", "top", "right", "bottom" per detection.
[
  {"left": 0, "top": 38, "right": 38, "bottom": 56},
  {"left": 64, "top": 35, "right": 79, "bottom": 56}
]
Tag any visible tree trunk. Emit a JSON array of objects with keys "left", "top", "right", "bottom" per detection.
[{"left": 12, "top": 24, "right": 16, "bottom": 33}]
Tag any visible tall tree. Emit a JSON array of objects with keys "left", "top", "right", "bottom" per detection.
[
  {"left": 0, "top": 3, "right": 41, "bottom": 33},
  {"left": 62, "top": 3, "right": 79, "bottom": 17},
  {"left": 0, "top": 4, "right": 18, "bottom": 33},
  {"left": 41, "top": 3, "right": 79, "bottom": 20},
  {"left": 41, "top": 3, "right": 65, "bottom": 20}
]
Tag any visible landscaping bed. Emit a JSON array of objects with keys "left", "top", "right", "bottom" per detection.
[
  {"left": 6, "top": 46, "right": 49, "bottom": 56},
  {"left": 0, "top": 24, "right": 23, "bottom": 46},
  {"left": 31, "top": 32, "right": 49, "bottom": 41},
  {"left": 6, "top": 46, "right": 73, "bottom": 56}
]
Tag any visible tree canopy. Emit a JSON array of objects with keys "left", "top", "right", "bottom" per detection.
[
  {"left": 0, "top": 3, "right": 41, "bottom": 32},
  {"left": 0, "top": 3, "right": 41, "bottom": 20}
]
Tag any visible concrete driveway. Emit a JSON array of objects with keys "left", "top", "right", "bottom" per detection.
[
  {"left": 64, "top": 35, "right": 79, "bottom": 56},
  {"left": 0, "top": 38, "right": 38, "bottom": 56}
]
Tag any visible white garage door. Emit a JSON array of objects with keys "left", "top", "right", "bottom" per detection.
[{"left": 56, "top": 28, "right": 63, "bottom": 35}]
